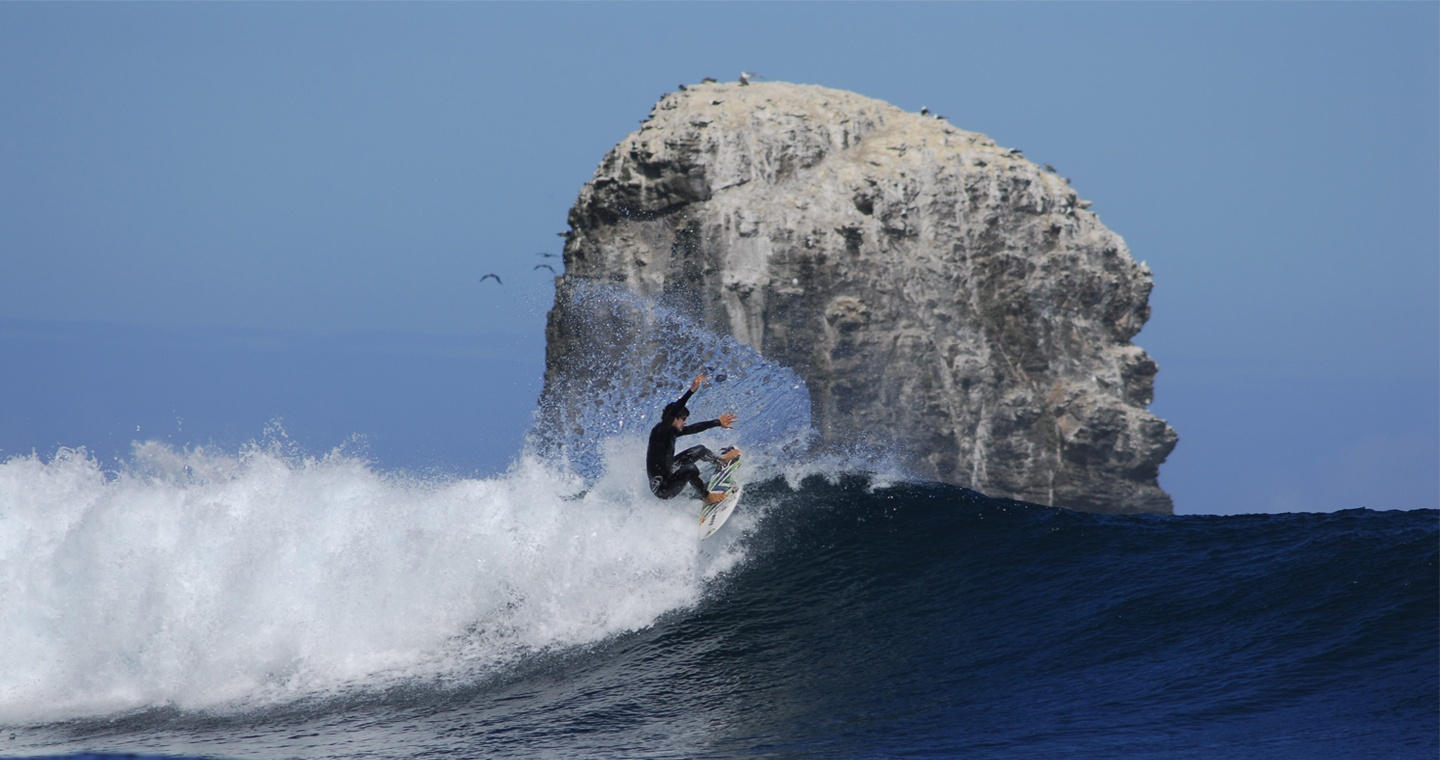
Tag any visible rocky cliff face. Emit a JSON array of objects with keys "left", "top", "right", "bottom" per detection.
[{"left": 542, "top": 81, "right": 1177, "bottom": 513}]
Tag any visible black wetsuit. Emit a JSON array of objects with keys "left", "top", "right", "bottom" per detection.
[{"left": 646, "top": 388, "right": 722, "bottom": 499}]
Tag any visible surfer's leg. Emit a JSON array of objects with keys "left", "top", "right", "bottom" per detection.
[
  {"left": 685, "top": 466, "right": 710, "bottom": 498},
  {"left": 673, "top": 447, "right": 722, "bottom": 500},
  {"left": 656, "top": 462, "right": 708, "bottom": 500},
  {"left": 651, "top": 470, "right": 690, "bottom": 499},
  {"left": 673, "top": 445, "right": 718, "bottom": 467}
]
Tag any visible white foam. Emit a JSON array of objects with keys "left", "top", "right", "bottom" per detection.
[{"left": 0, "top": 439, "right": 737, "bottom": 723}]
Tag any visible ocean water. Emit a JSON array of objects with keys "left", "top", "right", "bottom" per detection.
[
  {"left": 2, "top": 296, "right": 1436, "bottom": 759},
  {"left": 1, "top": 448, "right": 1434, "bottom": 759}
]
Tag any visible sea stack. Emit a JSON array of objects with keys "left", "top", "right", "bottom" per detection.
[{"left": 541, "top": 81, "right": 1177, "bottom": 514}]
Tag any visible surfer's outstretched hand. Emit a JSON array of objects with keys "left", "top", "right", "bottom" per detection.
[
  {"left": 691, "top": 374, "right": 705, "bottom": 392},
  {"left": 719, "top": 412, "right": 737, "bottom": 429}
]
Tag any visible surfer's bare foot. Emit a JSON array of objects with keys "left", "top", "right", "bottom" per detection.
[
  {"left": 704, "top": 491, "right": 725, "bottom": 506},
  {"left": 720, "top": 447, "right": 741, "bottom": 464}
]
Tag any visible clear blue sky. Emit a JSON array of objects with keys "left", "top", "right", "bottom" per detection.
[{"left": 1, "top": 2, "right": 1435, "bottom": 515}]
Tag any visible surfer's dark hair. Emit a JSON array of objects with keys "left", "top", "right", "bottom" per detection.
[{"left": 663, "top": 402, "right": 690, "bottom": 421}]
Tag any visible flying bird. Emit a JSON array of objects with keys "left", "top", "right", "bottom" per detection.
[
  {"left": 479, "top": 273, "right": 502, "bottom": 285},
  {"left": 536, "top": 251, "right": 559, "bottom": 258},
  {"left": 534, "top": 264, "right": 557, "bottom": 273}
]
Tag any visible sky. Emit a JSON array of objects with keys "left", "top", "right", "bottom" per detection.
[{"left": 1, "top": 2, "right": 1435, "bottom": 515}]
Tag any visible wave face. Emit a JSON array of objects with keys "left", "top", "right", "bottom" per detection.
[{"left": 3, "top": 462, "right": 1435, "bottom": 759}]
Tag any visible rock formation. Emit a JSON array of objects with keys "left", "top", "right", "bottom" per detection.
[{"left": 541, "top": 81, "right": 1177, "bottom": 513}]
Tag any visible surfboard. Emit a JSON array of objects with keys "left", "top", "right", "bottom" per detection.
[{"left": 699, "top": 448, "right": 742, "bottom": 540}]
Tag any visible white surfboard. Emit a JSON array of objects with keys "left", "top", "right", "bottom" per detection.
[{"left": 699, "top": 450, "right": 742, "bottom": 540}]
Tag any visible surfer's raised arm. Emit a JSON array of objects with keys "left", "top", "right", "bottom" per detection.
[{"left": 667, "top": 374, "right": 704, "bottom": 414}]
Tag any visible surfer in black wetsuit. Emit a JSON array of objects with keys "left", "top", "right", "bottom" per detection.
[{"left": 647, "top": 373, "right": 739, "bottom": 505}]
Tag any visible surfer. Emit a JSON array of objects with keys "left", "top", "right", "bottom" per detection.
[{"left": 647, "top": 373, "right": 739, "bottom": 505}]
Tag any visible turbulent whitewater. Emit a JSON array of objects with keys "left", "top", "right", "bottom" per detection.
[{"left": 0, "top": 442, "right": 744, "bottom": 723}]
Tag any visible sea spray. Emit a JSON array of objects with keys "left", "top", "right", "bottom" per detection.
[{"left": 534, "top": 282, "right": 814, "bottom": 481}]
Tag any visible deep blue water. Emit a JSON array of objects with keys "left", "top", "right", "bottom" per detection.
[{"left": 4, "top": 477, "right": 1435, "bottom": 759}]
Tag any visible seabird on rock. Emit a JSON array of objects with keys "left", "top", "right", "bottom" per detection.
[
  {"left": 1044, "top": 163, "right": 1058, "bottom": 173},
  {"left": 479, "top": 273, "right": 502, "bottom": 285},
  {"left": 701, "top": 76, "right": 717, "bottom": 83},
  {"left": 920, "top": 106, "right": 930, "bottom": 116},
  {"left": 739, "top": 71, "right": 761, "bottom": 86}
]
